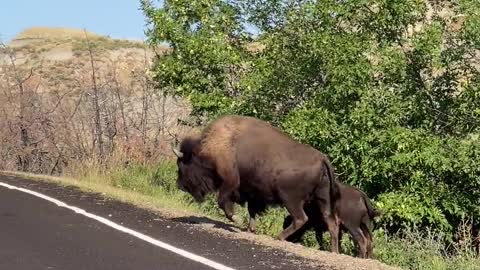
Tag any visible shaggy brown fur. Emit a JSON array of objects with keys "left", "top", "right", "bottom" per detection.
[
  {"left": 172, "top": 115, "right": 341, "bottom": 250},
  {"left": 282, "top": 182, "right": 381, "bottom": 258}
]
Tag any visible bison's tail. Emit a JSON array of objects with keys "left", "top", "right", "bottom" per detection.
[
  {"left": 361, "top": 192, "right": 382, "bottom": 219},
  {"left": 322, "top": 157, "right": 340, "bottom": 201}
]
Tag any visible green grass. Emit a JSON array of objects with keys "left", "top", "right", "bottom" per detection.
[
  {"left": 5, "top": 162, "right": 479, "bottom": 270},
  {"left": 373, "top": 227, "right": 480, "bottom": 270}
]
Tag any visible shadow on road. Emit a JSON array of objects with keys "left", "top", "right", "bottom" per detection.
[{"left": 170, "top": 216, "right": 241, "bottom": 233}]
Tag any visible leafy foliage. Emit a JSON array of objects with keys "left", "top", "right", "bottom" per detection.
[{"left": 142, "top": 0, "right": 480, "bottom": 246}]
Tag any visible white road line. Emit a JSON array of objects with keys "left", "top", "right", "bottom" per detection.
[{"left": 0, "top": 181, "right": 236, "bottom": 270}]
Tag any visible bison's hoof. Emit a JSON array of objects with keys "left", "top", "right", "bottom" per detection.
[{"left": 228, "top": 215, "right": 241, "bottom": 224}]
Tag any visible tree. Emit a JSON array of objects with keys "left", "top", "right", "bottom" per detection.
[
  {"left": 142, "top": 0, "right": 480, "bottom": 241},
  {"left": 141, "top": 0, "right": 251, "bottom": 122}
]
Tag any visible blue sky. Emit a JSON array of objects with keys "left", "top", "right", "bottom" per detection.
[{"left": 0, "top": 0, "right": 155, "bottom": 42}]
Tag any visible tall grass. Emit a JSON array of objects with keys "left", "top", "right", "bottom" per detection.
[{"left": 67, "top": 161, "right": 479, "bottom": 270}]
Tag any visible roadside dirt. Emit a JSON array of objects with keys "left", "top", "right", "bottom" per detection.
[{"left": 0, "top": 172, "right": 402, "bottom": 270}]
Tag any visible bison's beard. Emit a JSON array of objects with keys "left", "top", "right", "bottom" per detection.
[
  {"left": 182, "top": 167, "right": 219, "bottom": 203},
  {"left": 191, "top": 189, "right": 207, "bottom": 203}
]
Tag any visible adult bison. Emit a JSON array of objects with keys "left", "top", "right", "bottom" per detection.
[
  {"left": 171, "top": 115, "right": 340, "bottom": 250},
  {"left": 282, "top": 182, "right": 381, "bottom": 258}
]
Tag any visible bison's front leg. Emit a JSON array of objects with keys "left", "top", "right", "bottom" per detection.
[
  {"left": 219, "top": 194, "right": 237, "bottom": 223},
  {"left": 216, "top": 163, "right": 241, "bottom": 223},
  {"left": 247, "top": 202, "right": 257, "bottom": 233}
]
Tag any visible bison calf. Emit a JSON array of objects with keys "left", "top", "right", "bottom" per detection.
[{"left": 282, "top": 182, "right": 381, "bottom": 258}]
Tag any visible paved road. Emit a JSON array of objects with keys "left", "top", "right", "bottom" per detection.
[
  {"left": 0, "top": 174, "right": 324, "bottom": 270},
  {"left": 0, "top": 184, "right": 214, "bottom": 270}
]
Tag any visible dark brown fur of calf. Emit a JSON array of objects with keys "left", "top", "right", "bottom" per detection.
[{"left": 283, "top": 182, "right": 381, "bottom": 259}]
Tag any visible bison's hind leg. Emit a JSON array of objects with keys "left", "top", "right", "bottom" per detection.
[
  {"left": 276, "top": 199, "right": 309, "bottom": 241},
  {"left": 311, "top": 198, "right": 340, "bottom": 254},
  {"left": 313, "top": 224, "right": 326, "bottom": 250},
  {"left": 344, "top": 223, "right": 368, "bottom": 258},
  {"left": 360, "top": 220, "right": 374, "bottom": 258},
  {"left": 282, "top": 215, "right": 309, "bottom": 243}
]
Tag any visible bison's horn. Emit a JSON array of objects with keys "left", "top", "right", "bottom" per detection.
[{"left": 171, "top": 142, "right": 184, "bottom": 158}]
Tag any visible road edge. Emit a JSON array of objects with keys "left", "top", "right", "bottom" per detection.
[{"left": 0, "top": 170, "right": 402, "bottom": 270}]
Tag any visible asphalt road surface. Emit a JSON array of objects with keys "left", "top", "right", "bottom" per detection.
[{"left": 0, "top": 174, "right": 325, "bottom": 270}]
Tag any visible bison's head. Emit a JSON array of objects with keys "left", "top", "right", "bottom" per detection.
[{"left": 171, "top": 136, "right": 219, "bottom": 203}]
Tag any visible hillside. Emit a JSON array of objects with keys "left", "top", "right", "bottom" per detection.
[
  {"left": 4, "top": 27, "right": 168, "bottom": 89},
  {"left": 0, "top": 27, "right": 191, "bottom": 175}
]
